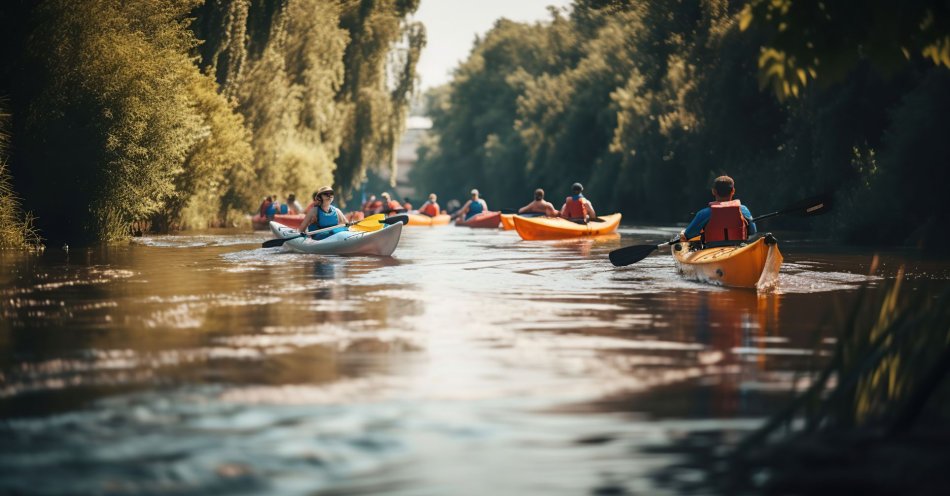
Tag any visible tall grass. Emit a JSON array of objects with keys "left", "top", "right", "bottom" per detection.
[
  {"left": 0, "top": 106, "right": 42, "bottom": 250},
  {"left": 726, "top": 270, "right": 950, "bottom": 492}
]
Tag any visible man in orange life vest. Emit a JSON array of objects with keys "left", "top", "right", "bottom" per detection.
[
  {"left": 560, "top": 183, "right": 596, "bottom": 222},
  {"left": 418, "top": 193, "right": 440, "bottom": 217},
  {"left": 680, "top": 175, "right": 756, "bottom": 247}
]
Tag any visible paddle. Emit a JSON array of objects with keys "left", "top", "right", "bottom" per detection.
[
  {"left": 607, "top": 194, "right": 832, "bottom": 267},
  {"left": 261, "top": 214, "right": 406, "bottom": 248}
]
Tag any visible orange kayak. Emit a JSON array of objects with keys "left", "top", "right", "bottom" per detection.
[
  {"left": 456, "top": 211, "right": 501, "bottom": 228},
  {"left": 501, "top": 214, "right": 516, "bottom": 230},
  {"left": 671, "top": 235, "right": 783, "bottom": 289},
  {"left": 252, "top": 213, "right": 305, "bottom": 230},
  {"left": 512, "top": 213, "right": 621, "bottom": 240},
  {"left": 406, "top": 213, "right": 451, "bottom": 226}
]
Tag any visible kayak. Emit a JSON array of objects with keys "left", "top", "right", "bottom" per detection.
[
  {"left": 501, "top": 212, "right": 545, "bottom": 230},
  {"left": 456, "top": 211, "right": 501, "bottom": 228},
  {"left": 406, "top": 213, "right": 452, "bottom": 226},
  {"left": 512, "top": 213, "right": 621, "bottom": 240},
  {"left": 500, "top": 214, "right": 516, "bottom": 230},
  {"left": 252, "top": 213, "right": 305, "bottom": 230},
  {"left": 671, "top": 235, "right": 783, "bottom": 289},
  {"left": 268, "top": 221, "right": 403, "bottom": 256}
]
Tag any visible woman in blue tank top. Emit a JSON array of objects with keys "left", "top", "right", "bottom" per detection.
[
  {"left": 455, "top": 188, "right": 488, "bottom": 220},
  {"left": 298, "top": 186, "right": 348, "bottom": 240}
]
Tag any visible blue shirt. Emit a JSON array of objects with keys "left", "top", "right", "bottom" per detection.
[{"left": 684, "top": 205, "right": 756, "bottom": 239}]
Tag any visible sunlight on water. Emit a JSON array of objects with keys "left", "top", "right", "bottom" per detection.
[{"left": 1, "top": 225, "right": 945, "bottom": 495}]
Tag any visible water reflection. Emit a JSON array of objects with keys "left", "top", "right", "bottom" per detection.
[{"left": 0, "top": 228, "right": 943, "bottom": 495}]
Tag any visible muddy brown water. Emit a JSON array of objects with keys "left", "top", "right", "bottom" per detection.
[{"left": 1, "top": 225, "right": 947, "bottom": 495}]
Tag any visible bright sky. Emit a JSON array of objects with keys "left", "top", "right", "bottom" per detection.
[{"left": 412, "top": 0, "right": 573, "bottom": 91}]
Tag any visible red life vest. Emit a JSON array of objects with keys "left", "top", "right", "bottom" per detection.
[
  {"left": 364, "top": 200, "right": 382, "bottom": 212},
  {"left": 563, "top": 196, "right": 586, "bottom": 219},
  {"left": 420, "top": 202, "right": 439, "bottom": 216},
  {"left": 403, "top": 202, "right": 412, "bottom": 210},
  {"left": 703, "top": 200, "right": 747, "bottom": 244},
  {"left": 386, "top": 200, "right": 402, "bottom": 212}
]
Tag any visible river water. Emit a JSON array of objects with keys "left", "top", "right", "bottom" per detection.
[{"left": 1, "top": 224, "right": 948, "bottom": 495}]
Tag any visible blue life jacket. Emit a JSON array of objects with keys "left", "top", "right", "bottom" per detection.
[
  {"left": 466, "top": 199, "right": 484, "bottom": 219},
  {"left": 308, "top": 206, "right": 347, "bottom": 240},
  {"left": 265, "top": 203, "right": 277, "bottom": 217},
  {"left": 279, "top": 203, "right": 288, "bottom": 214}
]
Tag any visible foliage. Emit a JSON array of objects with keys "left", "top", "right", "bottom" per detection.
[
  {"left": 0, "top": 0, "right": 421, "bottom": 241},
  {"left": 739, "top": 0, "right": 950, "bottom": 100},
  {"left": 0, "top": 104, "right": 41, "bottom": 249},
  {"left": 413, "top": 0, "right": 950, "bottom": 247}
]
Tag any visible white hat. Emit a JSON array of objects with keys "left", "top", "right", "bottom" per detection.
[{"left": 470, "top": 189, "right": 479, "bottom": 195}]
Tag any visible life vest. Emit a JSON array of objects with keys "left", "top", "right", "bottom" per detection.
[
  {"left": 309, "top": 206, "right": 342, "bottom": 232},
  {"left": 365, "top": 200, "right": 382, "bottom": 213},
  {"left": 563, "top": 194, "right": 586, "bottom": 219},
  {"left": 703, "top": 200, "right": 747, "bottom": 244},
  {"left": 386, "top": 200, "right": 402, "bottom": 212},
  {"left": 420, "top": 201, "right": 439, "bottom": 216},
  {"left": 466, "top": 199, "right": 484, "bottom": 219},
  {"left": 279, "top": 203, "right": 288, "bottom": 214},
  {"left": 259, "top": 200, "right": 272, "bottom": 217},
  {"left": 402, "top": 202, "right": 412, "bottom": 210},
  {"left": 265, "top": 202, "right": 277, "bottom": 217}
]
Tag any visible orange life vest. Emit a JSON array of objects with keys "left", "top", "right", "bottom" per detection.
[
  {"left": 563, "top": 195, "right": 586, "bottom": 219},
  {"left": 364, "top": 200, "right": 382, "bottom": 213},
  {"left": 703, "top": 200, "right": 747, "bottom": 244},
  {"left": 385, "top": 200, "right": 402, "bottom": 212},
  {"left": 420, "top": 202, "right": 439, "bottom": 216}
]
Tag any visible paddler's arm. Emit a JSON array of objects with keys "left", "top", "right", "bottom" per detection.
[
  {"left": 681, "top": 208, "right": 710, "bottom": 241},
  {"left": 584, "top": 199, "right": 596, "bottom": 219},
  {"left": 741, "top": 205, "right": 756, "bottom": 235}
]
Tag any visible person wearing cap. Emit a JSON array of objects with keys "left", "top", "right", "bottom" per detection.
[
  {"left": 454, "top": 189, "right": 489, "bottom": 220},
  {"left": 679, "top": 175, "right": 756, "bottom": 247},
  {"left": 560, "top": 183, "right": 596, "bottom": 222},
  {"left": 284, "top": 193, "right": 303, "bottom": 214},
  {"left": 518, "top": 188, "right": 559, "bottom": 216},
  {"left": 298, "top": 186, "right": 348, "bottom": 240},
  {"left": 418, "top": 193, "right": 440, "bottom": 217},
  {"left": 377, "top": 192, "right": 403, "bottom": 214}
]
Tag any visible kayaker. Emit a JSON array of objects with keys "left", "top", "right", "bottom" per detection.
[
  {"left": 298, "top": 186, "right": 348, "bottom": 240},
  {"left": 258, "top": 196, "right": 273, "bottom": 217},
  {"left": 560, "top": 183, "right": 596, "bottom": 222},
  {"left": 284, "top": 193, "right": 303, "bottom": 214},
  {"left": 419, "top": 193, "right": 440, "bottom": 217},
  {"left": 378, "top": 192, "right": 403, "bottom": 214},
  {"left": 679, "top": 175, "right": 756, "bottom": 247},
  {"left": 362, "top": 194, "right": 381, "bottom": 216},
  {"left": 454, "top": 189, "right": 489, "bottom": 220},
  {"left": 518, "top": 188, "right": 558, "bottom": 216}
]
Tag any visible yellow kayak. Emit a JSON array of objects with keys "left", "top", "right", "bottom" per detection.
[
  {"left": 406, "top": 213, "right": 451, "bottom": 226},
  {"left": 512, "top": 213, "right": 621, "bottom": 240},
  {"left": 672, "top": 235, "right": 783, "bottom": 289}
]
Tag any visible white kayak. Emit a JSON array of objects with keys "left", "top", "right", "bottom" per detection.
[{"left": 268, "top": 221, "right": 403, "bottom": 256}]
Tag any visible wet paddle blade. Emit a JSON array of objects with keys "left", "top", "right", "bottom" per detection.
[
  {"left": 608, "top": 244, "right": 660, "bottom": 267},
  {"left": 785, "top": 194, "right": 833, "bottom": 217},
  {"left": 262, "top": 234, "right": 302, "bottom": 248}
]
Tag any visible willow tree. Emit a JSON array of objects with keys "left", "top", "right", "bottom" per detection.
[{"left": 334, "top": 0, "right": 426, "bottom": 199}]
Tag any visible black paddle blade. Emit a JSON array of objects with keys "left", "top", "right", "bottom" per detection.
[
  {"left": 499, "top": 208, "right": 518, "bottom": 214},
  {"left": 384, "top": 214, "right": 409, "bottom": 225},
  {"left": 262, "top": 233, "right": 303, "bottom": 248},
  {"left": 786, "top": 194, "right": 833, "bottom": 217},
  {"left": 608, "top": 243, "right": 660, "bottom": 267}
]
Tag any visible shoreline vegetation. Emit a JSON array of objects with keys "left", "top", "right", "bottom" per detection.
[
  {"left": 411, "top": 0, "right": 950, "bottom": 251},
  {"left": 0, "top": 0, "right": 424, "bottom": 246}
]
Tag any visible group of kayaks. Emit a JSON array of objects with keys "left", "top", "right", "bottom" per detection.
[{"left": 261, "top": 210, "right": 782, "bottom": 290}]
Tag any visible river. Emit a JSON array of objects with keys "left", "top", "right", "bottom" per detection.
[{"left": 1, "top": 224, "right": 948, "bottom": 495}]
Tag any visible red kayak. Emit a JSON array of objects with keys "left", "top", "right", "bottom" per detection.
[
  {"left": 456, "top": 211, "right": 501, "bottom": 228},
  {"left": 251, "top": 213, "right": 305, "bottom": 230}
]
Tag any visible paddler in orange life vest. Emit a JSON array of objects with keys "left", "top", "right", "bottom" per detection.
[
  {"left": 454, "top": 189, "right": 489, "bottom": 220},
  {"left": 418, "top": 193, "right": 440, "bottom": 217},
  {"left": 680, "top": 175, "right": 757, "bottom": 247},
  {"left": 519, "top": 188, "right": 559, "bottom": 216},
  {"left": 298, "top": 186, "right": 348, "bottom": 240},
  {"left": 378, "top": 192, "right": 403, "bottom": 214},
  {"left": 560, "top": 183, "right": 596, "bottom": 222}
]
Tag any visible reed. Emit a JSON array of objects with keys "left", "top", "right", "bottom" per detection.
[
  {"left": 0, "top": 107, "right": 42, "bottom": 250},
  {"left": 725, "top": 271, "right": 950, "bottom": 493}
]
